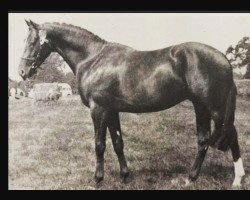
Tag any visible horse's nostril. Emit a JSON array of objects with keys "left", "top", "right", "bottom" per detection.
[
  {"left": 21, "top": 70, "right": 25, "bottom": 76},
  {"left": 19, "top": 69, "right": 26, "bottom": 77}
]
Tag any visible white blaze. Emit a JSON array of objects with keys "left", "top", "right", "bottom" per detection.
[{"left": 39, "top": 30, "right": 49, "bottom": 45}]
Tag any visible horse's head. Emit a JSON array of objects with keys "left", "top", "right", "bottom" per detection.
[{"left": 18, "top": 20, "right": 53, "bottom": 80}]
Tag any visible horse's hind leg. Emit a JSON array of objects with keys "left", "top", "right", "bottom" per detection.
[
  {"left": 211, "top": 112, "right": 245, "bottom": 187},
  {"left": 189, "top": 102, "right": 211, "bottom": 181},
  {"left": 108, "top": 111, "right": 129, "bottom": 182},
  {"left": 90, "top": 103, "right": 108, "bottom": 183},
  {"left": 230, "top": 127, "right": 245, "bottom": 187}
]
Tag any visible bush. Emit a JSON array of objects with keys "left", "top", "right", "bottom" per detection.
[{"left": 235, "top": 79, "right": 250, "bottom": 99}]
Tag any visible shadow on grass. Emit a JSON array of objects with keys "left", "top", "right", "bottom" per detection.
[
  {"left": 116, "top": 147, "right": 244, "bottom": 185},
  {"left": 201, "top": 164, "right": 233, "bottom": 180}
]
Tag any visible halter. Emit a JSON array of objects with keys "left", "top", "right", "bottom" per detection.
[
  {"left": 21, "top": 57, "right": 36, "bottom": 62},
  {"left": 21, "top": 41, "right": 51, "bottom": 69},
  {"left": 21, "top": 57, "right": 38, "bottom": 69}
]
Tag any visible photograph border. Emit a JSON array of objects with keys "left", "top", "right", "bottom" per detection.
[{"left": 4, "top": 0, "right": 250, "bottom": 192}]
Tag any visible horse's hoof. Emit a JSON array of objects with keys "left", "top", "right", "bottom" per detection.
[
  {"left": 232, "top": 178, "right": 243, "bottom": 189},
  {"left": 232, "top": 183, "right": 242, "bottom": 190},
  {"left": 232, "top": 184, "right": 241, "bottom": 189},
  {"left": 188, "top": 172, "right": 198, "bottom": 182},
  {"left": 95, "top": 175, "right": 104, "bottom": 184},
  {"left": 120, "top": 171, "right": 129, "bottom": 183}
]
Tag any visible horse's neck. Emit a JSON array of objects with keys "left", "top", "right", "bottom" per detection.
[
  {"left": 51, "top": 32, "right": 106, "bottom": 74},
  {"left": 55, "top": 47, "right": 85, "bottom": 74}
]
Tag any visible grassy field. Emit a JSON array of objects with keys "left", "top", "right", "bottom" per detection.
[{"left": 8, "top": 96, "right": 250, "bottom": 190}]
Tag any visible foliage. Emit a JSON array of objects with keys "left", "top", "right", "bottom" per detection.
[{"left": 226, "top": 36, "right": 250, "bottom": 79}]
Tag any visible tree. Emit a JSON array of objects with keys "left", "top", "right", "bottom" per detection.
[
  {"left": 226, "top": 36, "right": 250, "bottom": 79},
  {"left": 20, "top": 52, "right": 79, "bottom": 94},
  {"left": 42, "top": 53, "right": 78, "bottom": 94},
  {"left": 44, "top": 53, "right": 65, "bottom": 70},
  {"left": 25, "top": 53, "right": 68, "bottom": 88}
]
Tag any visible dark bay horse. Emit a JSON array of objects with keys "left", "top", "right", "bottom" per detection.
[{"left": 18, "top": 20, "right": 245, "bottom": 187}]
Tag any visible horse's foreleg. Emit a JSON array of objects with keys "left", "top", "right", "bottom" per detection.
[
  {"left": 90, "top": 103, "right": 108, "bottom": 183},
  {"left": 189, "top": 103, "right": 211, "bottom": 181},
  {"left": 108, "top": 112, "right": 129, "bottom": 182},
  {"left": 230, "top": 126, "right": 245, "bottom": 187}
]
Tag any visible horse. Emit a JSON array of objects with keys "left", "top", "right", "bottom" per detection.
[{"left": 18, "top": 20, "right": 245, "bottom": 187}]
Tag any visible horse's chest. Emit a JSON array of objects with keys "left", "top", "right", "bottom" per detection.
[
  {"left": 78, "top": 80, "right": 93, "bottom": 107},
  {"left": 78, "top": 69, "right": 115, "bottom": 107}
]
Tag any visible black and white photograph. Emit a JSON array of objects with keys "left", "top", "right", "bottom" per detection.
[{"left": 8, "top": 13, "right": 250, "bottom": 190}]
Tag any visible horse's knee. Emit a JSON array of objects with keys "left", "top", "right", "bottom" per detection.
[
  {"left": 211, "top": 111, "right": 222, "bottom": 121},
  {"left": 113, "top": 137, "right": 124, "bottom": 154},
  {"left": 95, "top": 142, "right": 106, "bottom": 157},
  {"left": 198, "top": 132, "right": 210, "bottom": 148}
]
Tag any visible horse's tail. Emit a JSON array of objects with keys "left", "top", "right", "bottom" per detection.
[
  {"left": 223, "top": 82, "right": 237, "bottom": 129},
  {"left": 210, "top": 82, "right": 238, "bottom": 151}
]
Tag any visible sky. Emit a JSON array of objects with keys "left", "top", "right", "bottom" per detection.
[{"left": 9, "top": 13, "right": 250, "bottom": 81}]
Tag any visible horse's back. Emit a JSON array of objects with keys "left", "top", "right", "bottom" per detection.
[
  {"left": 78, "top": 42, "right": 234, "bottom": 113},
  {"left": 118, "top": 42, "right": 233, "bottom": 112}
]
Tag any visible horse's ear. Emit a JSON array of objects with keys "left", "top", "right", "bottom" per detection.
[
  {"left": 24, "top": 19, "right": 30, "bottom": 26},
  {"left": 38, "top": 30, "right": 49, "bottom": 45},
  {"left": 29, "top": 20, "right": 40, "bottom": 30}
]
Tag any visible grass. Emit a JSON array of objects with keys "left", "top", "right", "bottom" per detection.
[{"left": 8, "top": 96, "right": 250, "bottom": 190}]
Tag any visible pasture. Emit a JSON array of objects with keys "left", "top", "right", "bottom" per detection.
[{"left": 8, "top": 95, "right": 250, "bottom": 190}]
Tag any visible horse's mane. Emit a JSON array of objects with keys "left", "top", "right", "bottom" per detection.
[{"left": 41, "top": 22, "right": 106, "bottom": 43}]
